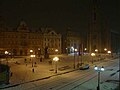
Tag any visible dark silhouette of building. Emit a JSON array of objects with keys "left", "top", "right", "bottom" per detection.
[{"left": 87, "top": 0, "right": 111, "bottom": 53}]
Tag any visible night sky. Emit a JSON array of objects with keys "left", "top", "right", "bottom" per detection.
[{"left": 0, "top": 0, "right": 120, "bottom": 33}]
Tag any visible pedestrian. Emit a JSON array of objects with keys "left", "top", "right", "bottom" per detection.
[
  {"left": 34, "top": 62, "right": 37, "bottom": 67},
  {"left": 10, "top": 72, "right": 13, "bottom": 77},
  {"left": 40, "top": 57, "right": 42, "bottom": 62},
  {"left": 24, "top": 58, "right": 27, "bottom": 62},
  {"left": 32, "top": 68, "right": 34, "bottom": 72}
]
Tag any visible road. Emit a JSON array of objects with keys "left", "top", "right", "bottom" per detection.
[{"left": 2, "top": 57, "right": 119, "bottom": 90}]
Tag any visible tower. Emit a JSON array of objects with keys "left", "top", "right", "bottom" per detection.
[{"left": 87, "top": 0, "right": 111, "bottom": 53}]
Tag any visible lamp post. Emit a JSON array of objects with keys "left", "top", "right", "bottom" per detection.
[
  {"left": 73, "top": 47, "right": 75, "bottom": 69},
  {"left": 30, "top": 55, "right": 35, "bottom": 67},
  {"left": 94, "top": 66, "right": 105, "bottom": 90},
  {"left": 95, "top": 49, "right": 98, "bottom": 53},
  {"left": 38, "top": 48, "right": 41, "bottom": 57},
  {"left": 53, "top": 57, "right": 59, "bottom": 73},
  {"left": 107, "top": 50, "right": 111, "bottom": 58},
  {"left": 104, "top": 48, "right": 107, "bottom": 52},
  {"left": 118, "top": 53, "right": 120, "bottom": 89},
  {"left": 30, "top": 50, "right": 33, "bottom": 54},
  {"left": 95, "top": 49, "right": 98, "bottom": 56},
  {"left": 84, "top": 48, "right": 87, "bottom": 53},
  {"left": 5, "top": 51, "right": 9, "bottom": 65},
  {"left": 55, "top": 49, "right": 58, "bottom": 55},
  {"left": 91, "top": 53, "right": 95, "bottom": 64},
  {"left": 104, "top": 48, "right": 107, "bottom": 58},
  {"left": 30, "top": 49, "right": 33, "bottom": 63}
]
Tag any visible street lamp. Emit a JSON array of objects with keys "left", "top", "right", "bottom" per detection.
[
  {"left": 30, "top": 55, "right": 35, "bottom": 67},
  {"left": 104, "top": 48, "right": 107, "bottom": 52},
  {"left": 55, "top": 49, "right": 58, "bottom": 54},
  {"left": 5, "top": 51, "right": 9, "bottom": 65},
  {"left": 94, "top": 66, "right": 105, "bottom": 90},
  {"left": 95, "top": 49, "right": 98, "bottom": 53},
  {"left": 107, "top": 50, "right": 111, "bottom": 58},
  {"left": 104, "top": 48, "right": 107, "bottom": 58},
  {"left": 38, "top": 48, "right": 41, "bottom": 57},
  {"left": 84, "top": 48, "right": 87, "bottom": 54},
  {"left": 91, "top": 53, "right": 95, "bottom": 64},
  {"left": 30, "top": 50, "right": 33, "bottom": 54},
  {"left": 107, "top": 50, "right": 111, "bottom": 54},
  {"left": 73, "top": 47, "right": 75, "bottom": 69},
  {"left": 30, "top": 49, "right": 33, "bottom": 63},
  {"left": 84, "top": 48, "right": 87, "bottom": 51},
  {"left": 53, "top": 57, "right": 59, "bottom": 73}
]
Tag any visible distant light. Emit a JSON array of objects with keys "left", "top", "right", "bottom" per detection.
[
  {"left": 71, "top": 47, "right": 74, "bottom": 51},
  {"left": 75, "top": 49, "right": 77, "bottom": 51},
  {"left": 5, "top": 51, "right": 9, "bottom": 54},
  {"left": 107, "top": 51, "right": 111, "bottom": 54},
  {"left": 94, "top": 66, "right": 105, "bottom": 72},
  {"left": 91, "top": 53, "right": 95, "bottom": 56},
  {"left": 55, "top": 49, "right": 58, "bottom": 52},
  {"left": 104, "top": 48, "right": 107, "bottom": 51},
  {"left": 95, "top": 49, "right": 98, "bottom": 52},
  {"left": 84, "top": 48, "right": 87, "bottom": 51},
  {"left": 30, "top": 55, "right": 35, "bottom": 57},
  {"left": 94, "top": 66, "right": 98, "bottom": 70},
  {"left": 101, "top": 66, "right": 105, "bottom": 71},
  {"left": 30, "top": 50, "right": 33, "bottom": 52},
  {"left": 53, "top": 57, "right": 59, "bottom": 61}
]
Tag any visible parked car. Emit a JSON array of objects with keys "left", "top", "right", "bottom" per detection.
[{"left": 79, "top": 64, "right": 90, "bottom": 70}]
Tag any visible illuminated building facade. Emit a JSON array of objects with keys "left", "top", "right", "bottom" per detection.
[{"left": 0, "top": 20, "right": 61, "bottom": 56}]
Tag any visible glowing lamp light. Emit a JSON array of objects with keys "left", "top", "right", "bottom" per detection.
[
  {"left": 53, "top": 57, "right": 59, "bottom": 61},
  {"left": 107, "top": 51, "right": 111, "bottom": 54}
]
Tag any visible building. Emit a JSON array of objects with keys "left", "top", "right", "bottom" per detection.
[
  {"left": 87, "top": 0, "right": 111, "bottom": 53},
  {"left": 40, "top": 27, "right": 61, "bottom": 54},
  {"left": 0, "top": 20, "right": 42, "bottom": 56},
  {"left": 0, "top": 19, "right": 61, "bottom": 56},
  {"left": 111, "top": 31, "right": 120, "bottom": 54},
  {"left": 62, "top": 27, "right": 81, "bottom": 54}
]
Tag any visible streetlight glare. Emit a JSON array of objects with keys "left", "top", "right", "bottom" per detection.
[
  {"left": 55, "top": 49, "right": 58, "bottom": 52},
  {"left": 91, "top": 53, "right": 95, "bottom": 56},
  {"left": 5, "top": 51, "right": 9, "bottom": 54},
  {"left": 95, "top": 49, "right": 98, "bottom": 52},
  {"left": 104, "top": 48, "right": 107, "bottom": 51},
  {"left": 94, "top": 66, "right": 98, "bottom": 70},
  {"left": 30, "top": 55, "right": 35, "bottom": 57},
  {"left": 75, "top": 49, "right": 77, "bottom": 52},
  {"left": 53, "top": 57, "right": 59, "bottom": 61},
  {"left": 101, "top": 66, "right": 105, "bottom": 71},
  {"left": 84, "top": 48, "right": 87, "bottom": 51},
  {"left": 107, "top": 51, "right": 111, "bottom": 54},
  {"left": 30, "top": 50, "right": 33, "bottom": 52}
]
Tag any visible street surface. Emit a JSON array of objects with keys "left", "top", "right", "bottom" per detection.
[{"left": 0, "top": 54, "right": 119, "bottom": 90}]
